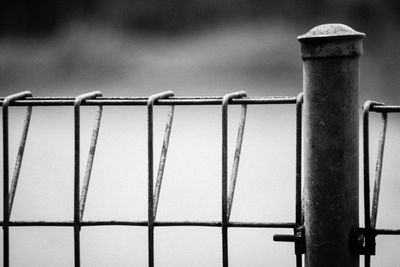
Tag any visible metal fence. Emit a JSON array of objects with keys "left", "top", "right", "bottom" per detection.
[
  {"left": 1, "top": 23, "right": 399, "bottom": 267},
  {"left": 1, "top": 92, "right": 303, "bottom": 267}
]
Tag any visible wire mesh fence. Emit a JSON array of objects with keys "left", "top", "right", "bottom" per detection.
[
  {"left": 2, "top": 23, "right": 399, "bottom": 267},
  {"left": 2, "top": 93, "right": 400, "bottom": 267},
  {"left": 1, "top": 92, "right": 303, "bottom": 267}
]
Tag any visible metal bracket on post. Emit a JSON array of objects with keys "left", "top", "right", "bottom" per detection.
[
  {"left": 273, "top": 226, "right": 306, "bottom": 255},
  {"left": 354, "top": 228, "right": 376, "bottom": 256}
]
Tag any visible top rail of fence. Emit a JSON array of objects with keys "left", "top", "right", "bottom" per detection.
[
  {"left": 369, "top": 105, "right": 400, "bottom": 113},
  {"left": 0, "top": 96, "right": 297, "bottom": 106}
]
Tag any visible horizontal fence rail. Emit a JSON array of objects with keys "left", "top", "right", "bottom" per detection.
[
  {"left": 1, "top": 92, "right": 303, "bottom": 267},
  {"left": 0, "top": 96, "right": 298, "bottom": 106}
]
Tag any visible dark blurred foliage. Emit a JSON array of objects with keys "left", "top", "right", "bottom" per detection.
[{"left": 1, "top": 0, "right": 399, "bottom": 36}]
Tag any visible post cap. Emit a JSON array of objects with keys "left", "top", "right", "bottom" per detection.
[
  {"left": 298, "top": 24, "right": 365, "bottom": 41},
  {"left": 298, "top": 24, "right": 365, "bottom": 59}
]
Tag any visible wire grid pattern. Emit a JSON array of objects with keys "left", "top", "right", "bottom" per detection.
[{"left": 1, "top": 91, "right": 304, "bottom": 267}]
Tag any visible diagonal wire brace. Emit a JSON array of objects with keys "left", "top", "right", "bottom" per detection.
[
  {"left": 79, "top": 99, "right": 103, "bottom": 221},
  {"left": 5, "top": 93, "right": 33, "bottom": 217},
  {"left": 226, "top": 98, "right": 247, "bottom": 221},
  {"left": 2, "top": 91, "right": 33, "bottom": 267},
  {"left": 153, "top": 105, "right": 175, "bottom": 219},
  {"left": 74, "top": 91, "right": 103, "bottom": 222}
]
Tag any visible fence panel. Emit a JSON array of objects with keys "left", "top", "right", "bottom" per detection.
[{"left": 2, "top": 23, "right": 399, "bottom": 267}]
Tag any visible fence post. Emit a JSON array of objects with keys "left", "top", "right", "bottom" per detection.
[{"left": 298, "top": 24, "right": 365, "bottom": 266}]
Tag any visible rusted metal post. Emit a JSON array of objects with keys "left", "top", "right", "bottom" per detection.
[{"left": 298, "top": 24, "right": 365, "bottom": 267}]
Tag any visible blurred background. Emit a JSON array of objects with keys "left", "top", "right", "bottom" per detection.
[
  {"left": 1, "top": 0, "right": 400, "bottom": 100},
  {"left": 1, "top": 0, "right": 400, "bottom": 266}
]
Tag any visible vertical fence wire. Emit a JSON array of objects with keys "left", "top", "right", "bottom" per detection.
[
  {"left": 74, "top": 91, "right": 102, "bottom": 267},
  {"left": 147, "top": 91, "right": 174, "bottom": 267},
  {"left": 2, "top": 91, "right": 32, "bottom": 267},
  {"left": 3, "top": 100, "right": 11, "bottom": 267},
  {"left": 222, "top": 91, "right": 247, "bottom": 267},
  {"left": 363, "top": 101, "right": 373, "bottom": 267},
  {"left": 363, "top": 108, "right": 388, "bottom": 267},
  {"left": 295, "top": 93, "right": 303, "bottom": 267}
]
